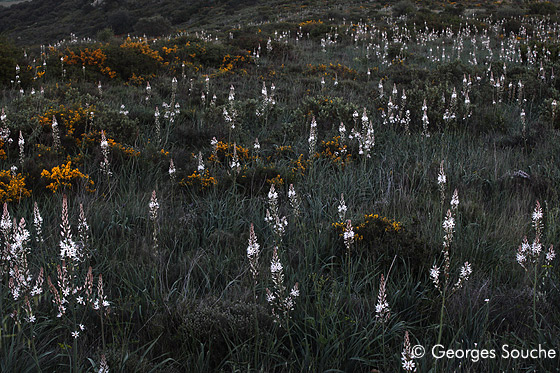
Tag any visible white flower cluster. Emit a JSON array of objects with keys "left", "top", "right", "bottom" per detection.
[
  {"left": 343, "top": 219, "right": 354, "bottom": 252},
  {"left": 149, "top": 190, "right": 159, "bottom": 222},
  {"left": 256, "top": 82, "right": 276, "bottom": 118},
  {"left": 517, "top": 201, "right": 556, "bottom": 270},
  {"left": 375, "top": 273, "right": 390, "bottom": 323},
  {"left": 60, "top": 195, "right": 84, "bottom": 262},
  {"left": 338, "top": 193, "right": 347, "bottom": 222},
  {"left": 197, "top": 152, "right": 204, "bottom": 172},
  {"left": 401, "top": 331, "right": 417, "bottom": 372},
  {"left": 431, "top": 188, "right": 472, "bottom": 294},
  {"left": 247, "top": 223, "right": 260, "bottom": 283},
  {"left": 264, "top": 184, "right": 288, "bottom": 240},
  {"left": 230, "top": 143, "right": 240, "bottom": 172},
  {"left": 308, "top": 116, "right": 318, "bottom": 156},
  {"left": 169, "top": 158, "right": 176, "bottom": 181},
  {"left": 287, "top": 184, "right": 301, "bottom": 217},
  {"left": 100, "top": 130, "right": 112, "bottom": 177},
  {"left": 266, "top": 247, "right": 299, "bottom": 323}
]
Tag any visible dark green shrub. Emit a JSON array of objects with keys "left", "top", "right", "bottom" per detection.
[
  {"left": 134, "top": 15, "right": 172, "bottom": 37},
  {"left": 393, "top": 0, "right": 416, "bottom": 17},
  {"left": 528, "top": 1, "right": 557, "bottom": 15},
  {"left": 103, "top": 43, "right": 161, "bottom": 81},
  {"left": 0, "top": 37, "right": 22, "bottom": 87},
  {"left": 179, "top": 298, "right": 273, "bottom": 369},
  {"left": 503, "top": 19, "right": 522, "bottom": 35},
  {"left": 96, "top": 28, "right": 115, "bottom": 43},
  {"left": 108, "top": 9, "right": 136, "bottom": 35},
  {"left": 496, "top": 5, "right": 524, "bottom": 18}
]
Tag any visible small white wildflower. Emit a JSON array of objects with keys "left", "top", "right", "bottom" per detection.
[
  {"left": 268, "top": 184, "right": 278, "bottom": 201},
  {"left": 270, "top": 256, "right": 283, "bottom": 274},
  {"left": 149, "top": 190, "right": 159, "bottom": 221},
  {"left": 430, "top": 265, "right": 440, "bottom": 288},
  {"left": 401, "top": 331, "right": 416, "bottom": 372},
  {"left": 266, "top": 290, "right": 276, "bottom": 303},
  {"left": 343, "top": 219, "right": 354, "bottom": 251},
  {"left": 98, "top": 354, "right": 109, "bottom": 373},
  {"left": 338, "top": 193, "right": 347, "bottom": 222},
  {"left": 290, "top": 286, "right": 300, "bottom": 298},
  {"left": 247, "top": 223, "right": 260, "bottom": 282},
  {"left": 450, "top": 189, "right": 459, "bottom": 210},
  {"left": 169, "top": 159, "right": 176, "bottom": 180},
  {"left": 437, "top": 165, "right": 446, "bottom": 186},
  {"left": 375, "top": 274, "right": 390, "bottom": 322},
  {"left": 460, "top": 261, "right": 472, "bottom": 279},
  {"left": 546, "top": 245, "right": 556, "bottom": 264},
  {"left": 442, "top": 213, "right": 455, "bottom": 232}
]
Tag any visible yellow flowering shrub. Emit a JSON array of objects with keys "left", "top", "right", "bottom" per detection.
[
  {"left": 41, "top": 161, "right": 95, "bottom": 193},
  {"left": 290, "top": 154, "right": 308, "bottom": 177},
  {"left": 73, "top": 131, "right": 140, "bottom": 157},
  {"left": 63, "top": 47, "right": 117, "bottom": 78},
  {"left": 214, "top": 54, "right": 249, "bottom": 76},
  {"left": 108, "top": 139, "right": 140, "bottom": 157},
  {"left": 180, "top": 170, "right": 217, "bottom": 190},
  {"left": 208, "top": 142, "right": 250, "bottom": 165},
  {"left": 304, "top": 63, "right": 358, "bottom": 80},
  {"left": 316, "top": 136, "right": 351, "bottom": 168},
  {"left": 0, "top": 140, "right": 6, "bottom": 160},
  {"left": 36, "top": 105, "right": 92, "bottom": 137},
  {"left": 267, "top": 174, "right": 284, "bottom": 187},
  {"left": 332, "top": 213, "right": 403, "bottom": 241},
  {"left": 267, "top": 145, "right": 294, "bottom": 162},
  {"left": 120, "top": 37, "right": 163, "bottom": 63},
  {"left": 298, "top": 20, "right": 324, "bottom": 27},
  {"left": 0, "top": 170, "right": 31, "bottom": 202}
]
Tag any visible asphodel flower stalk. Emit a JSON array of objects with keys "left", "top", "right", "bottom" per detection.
[
  {"left": 375, "top": 273, "right": 390, "bottom": 323},
  {"left": 149, "top": 190, "right": 159, "bottom": 253},
  {"left": 33, "top": 202, "right": 44, "bottom": 244},
  {"left": 402, "top": 331, "right": 417, "bottom": 372},
  {"left": 266, "top": 247, "right": 299, "bottom": 324},
  {"left": 100, "top": 130, "right": 112, "bottom": 177},
  {"left": 516, "top": 201, "right": 556, "bottom": 328},
  {"left": 247, "top": 223, "right": 260, "bottom": 290},
  {"left": 308, "top": 116, "right": 318, "bottom": 157},
  {"left": 287, "top": 184, "right": 301, "bottom": 217},
  {"left": 52, "top": 115, "right": 61, "bottom": 151}
]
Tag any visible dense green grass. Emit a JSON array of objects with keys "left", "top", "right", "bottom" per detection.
[{"left": 1, "top": 4, "right": 560, "bottom": 372}]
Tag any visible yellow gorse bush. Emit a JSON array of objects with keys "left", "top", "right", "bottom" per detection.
[
  {"left": 267, "top": 174, "right": 284, "bottom": 187},
  {"left": 0, "top": 139, "right": 7, "bottom": 160},
  {"left": 316, "top": 136, "right": 351, "bottom": 167},
  {"left": 181, "top": 170, "right": 217, "bottom": 190},
  {"left": 215, "top": 54, "right": 249, "bottom": 76},
  {"left": 291, "top": 154, "right": 308, "bottom": 177},
  {"left": 63, "top": 47, "right": 117, "bottom": 78},
  {"left": 208, "top": 142, "right": 250, "bottom": 164},
  {"left": 41, "top": 161, "right": 95, "bottom": 193},
  {"left": 298, "top": 20, "right": 323, "bottom": 27},
  {"left": 37, "top": 105, "right": 92, "bottom": 137},
  {"left": 0, "top": 170, "right": 31, "bottom": 202},
  {"left": 120, "top": 37, "right": 163, "bottom": 63},
  {"left": 333, "top": 214, "right": 403, "bottom": 241},
  {"left": 107, "top": 138, "right": 140, "bottom": 157}
]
